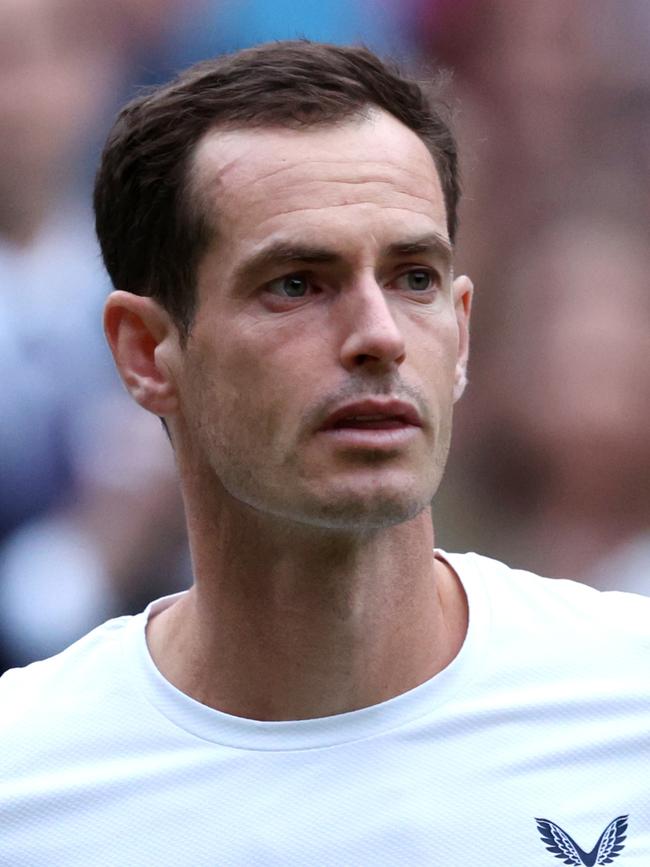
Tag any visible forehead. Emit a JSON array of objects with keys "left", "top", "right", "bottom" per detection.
[{"left": 190, "top": 110, "right": 449, "bottom": 250}]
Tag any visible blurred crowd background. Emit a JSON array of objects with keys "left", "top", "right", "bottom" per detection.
[{"left": 1, "top": 0, "right": 648, "bottom": 673}]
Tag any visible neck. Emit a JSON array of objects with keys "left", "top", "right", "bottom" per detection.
[{"left": 147, "top": 488, "right": 467, "bottom": 722}]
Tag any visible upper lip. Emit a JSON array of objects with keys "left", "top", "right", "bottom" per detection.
[{"left": 320, "top": 399, "right": 423, "bottom": 430}]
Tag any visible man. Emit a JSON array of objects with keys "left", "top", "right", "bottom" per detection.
[{"left": 1, "top": 41, "right": 648, "bottom": 866}]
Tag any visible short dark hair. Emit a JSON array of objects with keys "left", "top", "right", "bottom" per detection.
[{"left": 94, "top": 40, "right": 460, "bottom": 335}]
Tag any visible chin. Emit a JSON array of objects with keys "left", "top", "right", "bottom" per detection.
[{"left": 296, "top": 487, "right": 434, "bottom": 533}]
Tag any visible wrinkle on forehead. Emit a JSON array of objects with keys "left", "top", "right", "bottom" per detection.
[
  {"left": 204, "top": 156, "right": 436, "bottom": 189},
  {"left": 226, "top": 156, "right": 441, "bottom": 193},
  {"left": 191, "top": 111, "right": 448, "bottom": 243},
  {"left": 252, "top": 202, "right": 443, "bottom": 230},
  {"left": 193, "top": 111, "right": 442, "bottom": 188},
  {"left": 194, "top": 154, "right": 444, "bottom": 218},
  {"left": 245, "top": 177, "right": 441, "bottom": 213}
]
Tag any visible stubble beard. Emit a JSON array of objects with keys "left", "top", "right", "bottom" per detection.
[{"left": 198, "top": 416, "right": 453, "bottom": 538}]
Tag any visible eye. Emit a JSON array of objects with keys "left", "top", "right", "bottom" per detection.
[
  {"left": 394, "top": 269, "right": 437, "bottom": 293},
  {"left": 266, "top": 274, "right": 312, "bottom": 298}
]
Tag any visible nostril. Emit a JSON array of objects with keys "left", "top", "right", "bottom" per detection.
[
  {"left": 352, "top": 350, "right": 406, "bottom": 368},
  {"left": 339, "top": 320, "right": 407, "bottom": 371}
]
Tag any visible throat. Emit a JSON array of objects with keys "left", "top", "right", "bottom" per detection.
[{"left": 145, "top": 558, "right": 466, "bottom": 722}]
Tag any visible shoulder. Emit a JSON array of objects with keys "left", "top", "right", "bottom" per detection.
[
  {"left": 444, "top": 550, "right": 650, "bottom": 646},
  {"left": 0, "top": 613, "right": 135, "bottom": 734}
]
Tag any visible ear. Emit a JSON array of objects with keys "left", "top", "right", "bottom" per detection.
[
  {"left": 451, "top": 275, "right": 474, "bottom": 402},
  {"left": 104, "top": 291, "right": 181, "bottom": 417}
]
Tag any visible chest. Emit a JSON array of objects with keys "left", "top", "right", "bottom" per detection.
[{"left": 5, "top": 713, "right": 650, "bottom": 867}]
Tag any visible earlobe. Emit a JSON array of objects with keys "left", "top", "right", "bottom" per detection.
[
  {"left": 104, "top": 291, "right": 180, "bottom": 417},
  {"left": 451, "top": 275, "right": 473, "bottom": 403},
  {"left": 453, "top": 369, "right": 468, "bottom": 402}
]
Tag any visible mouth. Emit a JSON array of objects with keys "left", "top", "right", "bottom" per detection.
[
  {"left": 317, "top": 399, "right": 422, "bottom": 448},
  {"left": 320, "top": 399, "right": 422, "bottom": 431},
  {"left": 328, "top": 415, "right": 414, "bottom": 430}
]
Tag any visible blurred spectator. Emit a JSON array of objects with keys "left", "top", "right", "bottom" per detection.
[
  {"left": 0, "top": 0, "right": 122, "bottom": 536},
  {"left": 454, "top": 217, "right": 650, "bottom": 581},
  {"left": 0, "top": 0, "right": 191, "bottom": 671}
]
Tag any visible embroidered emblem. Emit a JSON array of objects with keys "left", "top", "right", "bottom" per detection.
[{"left": 535, "top": 815, "right": 628, "bottom": 865}]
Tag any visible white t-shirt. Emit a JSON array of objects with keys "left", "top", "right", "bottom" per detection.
[{"left": 1, "top": 551, "right": 649, "bottom": 866}]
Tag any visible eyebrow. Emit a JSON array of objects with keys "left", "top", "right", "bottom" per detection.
[
  {"left": 233, "top": 232, "right": 453, "bottom": 286},
  {"left": 385, "top": 234, "right": 453, "bottom": 264}
]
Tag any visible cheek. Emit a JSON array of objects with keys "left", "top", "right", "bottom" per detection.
[
  {"left": 193, "top": 329, "right": 301, "bottom": 450},
  {"left": 407, "top": 314, "right": 459, "bottom": 387},
  {"left": 226, "top": 313, "right": 330, "bottom": 391}
]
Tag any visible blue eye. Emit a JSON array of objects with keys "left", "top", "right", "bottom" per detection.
[
  {"left": 267, "top": 274, "right": 310, "bottom": 298},
  {"left": 396, "top": 270, "right": 435, "bottom": 292}
]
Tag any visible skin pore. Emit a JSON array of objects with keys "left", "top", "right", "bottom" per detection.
[{"left": 105, "top": 109, "right": 473, "bottom": 721}]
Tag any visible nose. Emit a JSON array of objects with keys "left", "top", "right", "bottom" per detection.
[{"left": 338, "top": 280, "right": 406, "bottom": 373}]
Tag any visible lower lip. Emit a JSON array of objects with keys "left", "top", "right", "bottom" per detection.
[{"left": 317, "top": 424, "right": 421, "bottom": 448}]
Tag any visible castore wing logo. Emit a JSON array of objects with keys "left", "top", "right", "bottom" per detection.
[{"left": 535, "top": 815, "right": 628, "bottom": 865}]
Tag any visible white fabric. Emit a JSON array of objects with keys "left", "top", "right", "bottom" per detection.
[{"left": 1, "top": 551, "right": 649, "bottom": 865}]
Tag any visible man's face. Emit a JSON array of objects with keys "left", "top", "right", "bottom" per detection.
[{"left": 173, "top": 110, "right": 471, "bottom": 531}]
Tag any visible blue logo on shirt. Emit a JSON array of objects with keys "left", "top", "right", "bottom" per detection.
[{"left": 535, "top": 815, "right": 628, "bottom": 865}]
